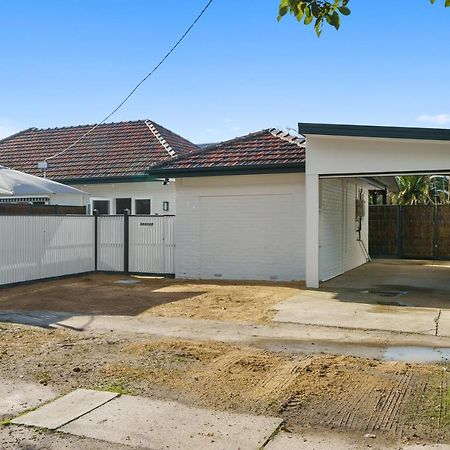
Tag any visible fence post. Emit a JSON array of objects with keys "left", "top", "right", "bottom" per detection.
[
  {"left": 124, "top": 209, "right": 130, "bottom": 274},
  {"left": 398, "top": 205, "right": 403, "bottom": 258},
  {"left": 433, "top": 205, "right": 439, "bottom": 260},
  {"left": 93, "top": 209, "right": 99, "bottom": 271}
]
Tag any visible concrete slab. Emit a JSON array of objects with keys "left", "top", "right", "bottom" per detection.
[
  {"left": 266, "top": 431, "right": 366, "bottom": 450},
  {"left": 61, "top": 395, "right": 282, "bottom": 450},
  {"left": 12, "top": 389, "right": 118, "bottom": 430},
  {"left": 0, "top": 426, "right": 139, "bottom": 450},
  {"left": 438, "top": 310, "right": 450, "bottom": 337},
  {"left": 0, "top": 378, "right": 57, "bottom": 418},
  {"left": 274, "top": 293, "right": 440, "bottom": 335},
  {"left": 266, "top": 431, "right": 450, "bottom": 450}
]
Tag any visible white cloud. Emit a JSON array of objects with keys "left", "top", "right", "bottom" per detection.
[
  {"left": 0, "top": 118, "right": 20, "bottom": 139},
  {"left": 416, "top": 114, "right": 450, "bottom": 127}
]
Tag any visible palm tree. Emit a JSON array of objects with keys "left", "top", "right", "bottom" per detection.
[
  {"left": 392, "top": 176, "right": 432, "bottom": 205},
  {"left": 392, "top": 175, "right": 449, "bottom": 205}
]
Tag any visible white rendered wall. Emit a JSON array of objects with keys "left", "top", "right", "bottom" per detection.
[
  {"left": 70, "top": 180, "right": 176, "bottom": 215},
  {"left": 307, "top": 135, "right": 450, "bottom": 176},
  {"left": 175, "top": 173, "right": 306, "bottom": 281}
]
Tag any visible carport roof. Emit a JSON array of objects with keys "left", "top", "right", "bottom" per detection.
[
  {"left": 298, "top": 123, "right": 450, "bottom": 141},
  {"left": 148, "top": 129, "right": 306, "bottom": 177}
]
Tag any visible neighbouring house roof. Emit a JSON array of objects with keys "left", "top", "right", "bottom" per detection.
[
  {"left": 0, "top": 120, "right": 198, "bottom": 183},
  {"left": 148, "top": 129, "right": 306, "bottom": 177}
]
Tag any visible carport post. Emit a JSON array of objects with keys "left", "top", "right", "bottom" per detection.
[{"left": 306, "top": 174, "right": 320, "bottom": 288}]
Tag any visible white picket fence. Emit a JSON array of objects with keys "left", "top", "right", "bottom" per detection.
[
  {"left": 0, "top": 215, "right": 95, "bottom": 285},
  {"left": 0, "top": 214, "right": 175, "bottom": 286}
]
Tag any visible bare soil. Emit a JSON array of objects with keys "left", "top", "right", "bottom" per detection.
[
  {"left": 0, "top": 273, "right": 304, "bottom": 323},
  {"left": 0, "top": 322, "right": 448, "bottom": 445},
  {"left": 0, "top": 275, "right": 449, "bottom": 445}
]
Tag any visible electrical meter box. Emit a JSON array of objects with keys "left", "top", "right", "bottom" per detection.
[{"left": 355, "top": 198, "right": 365, "bottom": 218}]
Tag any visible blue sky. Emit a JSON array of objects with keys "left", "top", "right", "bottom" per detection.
[{"left": 0, "top": 0, "right": 449, "bottom": 143}]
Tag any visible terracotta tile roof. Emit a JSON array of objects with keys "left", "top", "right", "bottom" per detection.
[
  {"left": 0, "top": 120, "right": 198, "bottom": 181},
  {"left": 148, "top": 129, "right": 305, "bottom": 175}
]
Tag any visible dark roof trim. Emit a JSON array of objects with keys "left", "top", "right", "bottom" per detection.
[
  {"left": 320, "top": 169, "right": 450, "bottom": 177},
  {"left": 298, "top": 123, "right": 450, "bottom": 141},
  {"left": 148, "top": 163, "right": 305, "bottom": 178},
  {"left": 54, "top": 175, "right": 159, "bottom": 185}
]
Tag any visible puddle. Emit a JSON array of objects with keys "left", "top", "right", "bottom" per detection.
[
  {"left": 361, "top": 289, "right": 408, "bottom": 298},
  {"left": 114, "top": 279, "right": 141, "bottom": 285},
  {"left": 374, "top": 300, "right": 411, "bottom": 307},
  {"left": 383, "top": 346, "right": 450, "bottom": 363}
]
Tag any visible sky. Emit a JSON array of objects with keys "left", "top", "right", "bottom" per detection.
[{"left": 0, "top": 0, "right": 450, "bottom": 143}]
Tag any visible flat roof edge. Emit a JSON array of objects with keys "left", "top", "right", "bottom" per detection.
[{"left": 298, "top": 123, "right": 450, "bottom": 141}]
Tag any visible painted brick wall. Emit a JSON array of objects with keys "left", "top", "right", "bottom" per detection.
[
  {"left": 319, "top": 178, "right": 344, "bottom": 281},
  {"left": 319, "top": 178, "right": 369, "bottom": 281},
  {"left": 175, "top": 173, "right": 306, "bottom": 281}
]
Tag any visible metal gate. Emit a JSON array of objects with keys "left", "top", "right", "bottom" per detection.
[
  {"left": 97, "top": 214, "right": 175, "bottom": 275},
  {"left": 369, "top": 205, "right": 450, "bottom": 259}
]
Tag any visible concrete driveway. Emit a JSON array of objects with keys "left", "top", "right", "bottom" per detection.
[{"left": 274, "top": 259, "right": 450, "bottom": 336}]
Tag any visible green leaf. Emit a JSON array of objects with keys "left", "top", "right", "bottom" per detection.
[
  {"left": 331, "top": 11, "right": 340, "bottom": 30},
  {"left": 338, "top": 6, "right": 351, "bottom": 15}
]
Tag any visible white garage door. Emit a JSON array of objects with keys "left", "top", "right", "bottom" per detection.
[{"left": 199, "top": 194, "right": 296, "bottom": 281}]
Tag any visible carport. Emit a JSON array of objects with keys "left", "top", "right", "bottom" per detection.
[{"left": 301, "top": 123, "right": 450, "bottom": 288}]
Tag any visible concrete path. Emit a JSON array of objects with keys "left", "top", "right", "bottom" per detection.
[
  {"left": 1, "top": 310, "right": 450, "bottom": 362},
  {"left": 10, "top": 389, "right": 449, "bottom": 450},
  {"left": 0, "top": 378, "right": 57, "bottom": 419},
  {"left": 14, "top": 389, "right": 281, "bottom": 450},
  {"left": 12, "top": 388, "right": 118, "bottom": 429},
  {"left": 273, "top": 290, "right": 445, "bottom": 335},
  {"left": 266, "top": 431, "right": 450, "bottom": 450}
]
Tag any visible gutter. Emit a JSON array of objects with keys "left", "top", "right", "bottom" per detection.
[{"left": 147, "top": 163, "right": 306, "bottom": 178}]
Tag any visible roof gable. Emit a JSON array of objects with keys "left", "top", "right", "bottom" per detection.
[{"left": 0, "top": 120, "right": 198, "bottom": 182}]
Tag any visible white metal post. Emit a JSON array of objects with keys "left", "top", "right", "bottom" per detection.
[{"left": 306, "top": 173, "right": 320, "bottom": 288}]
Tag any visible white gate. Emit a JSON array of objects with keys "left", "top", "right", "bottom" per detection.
[
  {"left": 0, "top": 214, "right": 175, "bottom": 286},
  {"left": 0, "top": 215, "right": 95, "bottom": 285},
  {"left": 129, "top": 215, "right": 175, "bottom": 274},
  {"left": 97, "top": 216, "right": 124, "bottom": 272}
]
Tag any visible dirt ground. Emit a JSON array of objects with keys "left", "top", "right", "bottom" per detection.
[
  {"left": 0, "top": 273, "right": 304, "bottom": 323},
  {"left": 0, "top": 322, "right": 448, "bottom": 445},
  {"left": 0, "top": 274, "right": 449, "bottom": 446}
]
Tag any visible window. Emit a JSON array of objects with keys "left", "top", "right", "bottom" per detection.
[
  {"left": 92, "top": 200, "right": 110, "bottom": 215},
  {"left": 135, "top": 199, "right": 151, "bottom": 215},
  {"left": 115, "top": 198, "right": 132, "bottom": 215}
]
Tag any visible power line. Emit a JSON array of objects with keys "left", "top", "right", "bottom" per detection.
[{"left": 45, "top": 0, "right": 215, "bottom": 162}]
